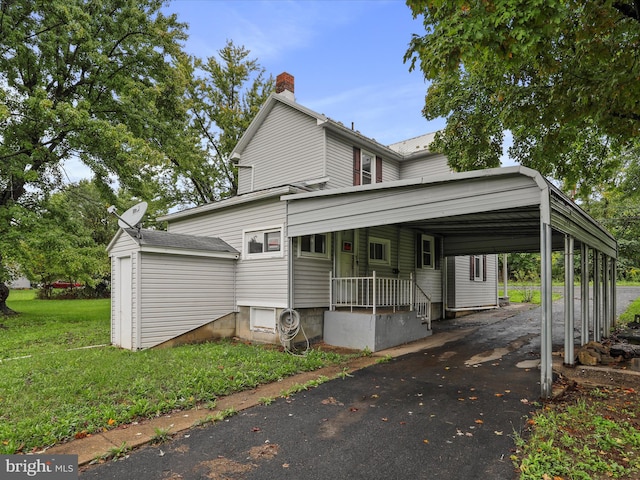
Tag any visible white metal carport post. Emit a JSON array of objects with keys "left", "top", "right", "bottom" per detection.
[
  {"left": 580, "top": 244, "right": 590, "bottom": 345},
  {"left": 564, "top": 235, "right": 575, "bottom": 365},
  {"left": 541, "top": 221, "right": 553, "bottom": 398}
]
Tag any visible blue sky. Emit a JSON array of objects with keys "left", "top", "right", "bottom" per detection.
[
  {"left": 67, "top": 0, "right": 445, "bottom": 182},
  {"left": 164, "top": 0, "right": 443, "bottom": 145}
]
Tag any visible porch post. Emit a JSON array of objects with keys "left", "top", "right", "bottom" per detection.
[
  {"left": 580, "top": 244, "right": 590, "bottom": 346},
  {"left": 540, "top": 222, "right": 553, "bottom": 399},
  {"left": 329, "top": 271, "right": 334, "bottom": 311},
  {"left": 564, "top": 235, "right": 575, "bottom": 365},
  {"left": 372, "top": 270, "right": 377, "bottom": 315}
]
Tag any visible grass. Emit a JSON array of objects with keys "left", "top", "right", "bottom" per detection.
[
  {"left": 618, "top": 295, "right": 640, "bottom": 324},
  {"left": 0, "top": 291, "right": 355, "bottom": 454},
  {"left": 500, "top": 287, "right": 562, "bottom": 304}
]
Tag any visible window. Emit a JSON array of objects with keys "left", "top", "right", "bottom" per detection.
[
  {"left": 419, "top": 234, "right": 435, "bottom": 269},
  {"left": 299, "top": 234, "right": 329, "bottom": 258},
  {"left": 353, "top": 147, "right": 382, "bottom": 185},
  {"left": 470, "top": 255, "right": 487, "bottom": 282},
  {"left": 369, "top": 237, "right": 390, "bottom": 265},
  {"left": 361, "top": 151, "right": 374, "bottom": 185},
  {"left": 244, "top": 226, "right": 283, "bottom": 258}
]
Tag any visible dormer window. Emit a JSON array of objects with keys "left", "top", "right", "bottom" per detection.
[{"left": 353, "top": 147, "right": 382, "bottom": 186}]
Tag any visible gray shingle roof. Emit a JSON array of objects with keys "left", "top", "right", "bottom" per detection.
[{"left": 125, "top": 229, "right": 238, "bottom": 254}]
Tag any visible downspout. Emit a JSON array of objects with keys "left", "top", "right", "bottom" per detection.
[{"left": 286, "top": 201, "right": 294, "bottom": 310}]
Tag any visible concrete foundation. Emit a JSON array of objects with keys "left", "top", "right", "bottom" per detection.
[{"left": 323, "top": 310, "right": 431, "bottom": 352}]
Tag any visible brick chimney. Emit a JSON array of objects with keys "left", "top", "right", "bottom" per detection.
[{"left": 275, "top": 72, "right": 295, "bottom": 101}]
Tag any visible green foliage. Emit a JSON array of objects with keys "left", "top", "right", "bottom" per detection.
[
  {"left": 618, "top": 296, "right": 640, "bottom": 323},
  {"left": 514, "top": 389, "right": 640, "bottom": 479},
  {"left": 405, "top": 1, "right": 640, "bottom": 196},
  {"left": 0, "top": 0, "right": 193, "bottom": 305},
  {"left": 165, "top": 40, "right": 274, "bottom": 206},
  {"left": 0, "top": 293, "right": 351, "bottom": 453}
]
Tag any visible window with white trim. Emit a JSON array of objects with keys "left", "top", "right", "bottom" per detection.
[
  {"left": 361, "top": 150, "right": 374, "bottom": 185},
  {"left": 470, "top": 255, "right": 487, "bottom": 282},
  {"left": 353, "top": 147, "right": 382, "bottom": 186},
  {"left": 244, "top": 227, "right": 283, "bottom": 258},
  {"left": 298, "top": 234, "right": 330, "bottom": 259},
  {"left": 419, "top": 234, "right": 435, "bottom": 269},
  {"left": 369, "top": 237, "right": 391, "bottom": 265}
]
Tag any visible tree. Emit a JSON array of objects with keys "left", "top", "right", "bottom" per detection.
[
  {"left": 405, "top": 0, "right": 640, "bottom": 197},
  {"left": 0, "top": 0, "right": 190, "bottom": 311},
  {"left": 163, "top": 41, "right": 274, "bottom": 206}
]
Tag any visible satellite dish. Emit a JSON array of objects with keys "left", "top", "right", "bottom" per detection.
[{"left": 118, "top": 201, "right": 148, "bottom": 229}]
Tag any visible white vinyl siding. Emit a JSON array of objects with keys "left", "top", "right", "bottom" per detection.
[
  {"left": 109, "top": 232, "right": 139, "bottom": 347},
  {"left": 293, "top": 235, "right": 332, "bottom": 308},
  {"left": 168, "top": 198, "right": 289, "bottom": 308},
  {"left": 138, "top": 253, "right": 235, "bottom": 349},
  {"left": 399, "top": 153, "right": 450, "bottom": 180},
  {"left": 446, "top": 255, "right": 498, "bottom": 309},
  {"left": 325, "top": 132, "right": 400, "bottom": 189},
  {"left": 237, "top": 102, "right": 324, "bottom": 194},
  {"left": 325, "top": 133, "right": 354, "bottom": 189}
]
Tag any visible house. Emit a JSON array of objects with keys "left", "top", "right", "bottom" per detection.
[
  {"left": 107, "top": 73, "right": 616, "bottom": 386},
  {"left": 107, "top": 73, "right": 500, "bottom": 352}
]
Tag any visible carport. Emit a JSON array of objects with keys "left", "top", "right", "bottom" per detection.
[{"left": 282, "top": 166, "right": 618, "bottom": 398}]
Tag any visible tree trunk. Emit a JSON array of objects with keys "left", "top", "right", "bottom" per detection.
[{"left": 0, "top": 282, "right": 17, "bottom": 316}]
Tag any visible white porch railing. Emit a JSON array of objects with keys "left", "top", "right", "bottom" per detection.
[{"left": 329, "top": 271, "right": 431, "bottom": 326}]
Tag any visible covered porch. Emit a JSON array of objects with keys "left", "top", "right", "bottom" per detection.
[
  {"left": 283, "top": 166, "right": 618, "bottom": 398},
  {"left": 325, "top": 271, "right": 432, "bottom": 351}
]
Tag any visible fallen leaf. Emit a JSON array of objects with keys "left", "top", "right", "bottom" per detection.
[
  {"left": 252, "top": 427, "right": 261, "bottom": 432},
  {"left": 475, "top": 419, "right": 484, "bottom": 424},
  {"left": 423, "top": 439, "right": 429, "bottom": 444},
  {"left": 494, "top": 431, "right": 503, "bottom": 436},
  {"left": 107, "top": 418, "right": 116, "bottom": 426},
  {"left": 371, "top": 394, "right": 379, "bottom": 399},
  {"left": 381, "top": 417, "right": 388, "bottom": 422},
  {"left": 469, "top": 396, "right": 478, "bottom": 401},
  {"left": 282, "top": 463, "right": 290, "bottom": 468},
  {"left": 495, "top": 393, "right": 504, "bottom": 397},
  {"left": 504, "top": 390, "right": 511, "bottom": 394},
  {"left": 350, "top": 407, "right": 358, "bottom": 412}
]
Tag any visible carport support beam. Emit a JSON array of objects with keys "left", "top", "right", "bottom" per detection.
[
  {"left": 580, "top": 244, "right": 589, "bottom": 346},
  {"left": 540, "top": 222, "right": 553, "bottom": 399},
  {"left": 594, "top": 251, "right": 601, "bottom": 342},
  {"left": 564, "top": 235, "right": 575, "bottom": 365}
]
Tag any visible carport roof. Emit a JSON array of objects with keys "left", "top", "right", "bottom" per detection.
[{"left": 282, "top": 166, "right": 617, "bottom": 258}]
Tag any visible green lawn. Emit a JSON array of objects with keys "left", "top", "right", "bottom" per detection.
[{"left": 0, "top": 291, "right": 354, "bottom": 454}]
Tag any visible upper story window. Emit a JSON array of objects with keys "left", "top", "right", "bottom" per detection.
[
  {"left": 298, "top": 234, "right": 330, "bottom": 259},
  {"left": 353, "top": 147, "right": 382, "bottom": 186},
  {"left": 244, "top": 226, "right": 283, "bottom": 259}
]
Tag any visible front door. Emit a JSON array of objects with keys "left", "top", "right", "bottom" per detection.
[{"left": 336, "top": 230, "right": 358, "bottom": 304}]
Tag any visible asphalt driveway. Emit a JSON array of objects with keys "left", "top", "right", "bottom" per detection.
[{"left": 80, "top": 287, "right": 640, "bottom": 480}]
